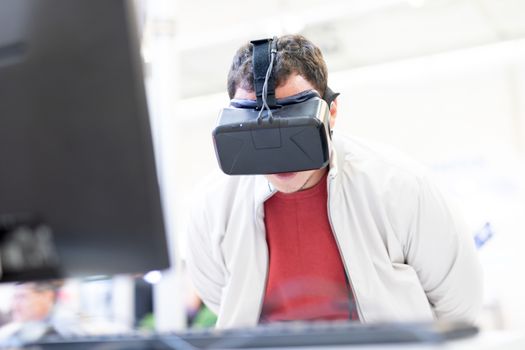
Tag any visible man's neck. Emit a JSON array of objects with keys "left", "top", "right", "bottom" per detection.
[{"left": 299, "top": 167, "right": 328, "bottom": 191}]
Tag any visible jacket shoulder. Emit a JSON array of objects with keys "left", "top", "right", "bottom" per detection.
[
  {"left": 331, "top": 133, "right": 442, "bottom": 244},
  {"left": 332, "top": 133, "right": 430, "bottom": 188},
  {"left": 188, "top": 169, "right": 258, "bottom": 226}
]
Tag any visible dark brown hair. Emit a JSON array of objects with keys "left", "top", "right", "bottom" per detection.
[{"left": 227, "top": 34, "right": 328, "bottom": 99}]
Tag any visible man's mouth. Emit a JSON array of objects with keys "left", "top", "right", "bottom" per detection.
[{"left": 274, "top": 172, "right": 297, "bottom": 179}]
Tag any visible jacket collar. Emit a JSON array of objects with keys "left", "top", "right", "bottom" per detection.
[
  {"left": 254, "top": 174, "right": 276, "bottom": 206},
  {"left": 328, "top": 137, "right": 339, "bottom": 180}
]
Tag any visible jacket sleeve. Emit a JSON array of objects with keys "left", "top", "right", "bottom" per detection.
[
  {"left": 403, "top": 176, "right": 484, "bottom": 324},
  {"left": 185, "top": 200, "right": 226, "bottom": 315}
]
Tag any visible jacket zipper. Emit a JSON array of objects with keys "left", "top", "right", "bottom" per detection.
[
  {"left": 327, "top": 175, "right": 366, "bottom": 322},
  {"left": 255, "top": 190, "right": 276, "bottom": 323}
]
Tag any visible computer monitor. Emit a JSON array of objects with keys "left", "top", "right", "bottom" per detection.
[{"left": 0, "top": 0, "right": 171, "bottom": 282}]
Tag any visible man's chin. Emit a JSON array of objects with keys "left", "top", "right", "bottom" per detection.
[
  {"left": 266, "top": 173, "right": 304, "bottom": 193},
  {"left": 266, "top": 168, "right": 327, "bottom": 193}
]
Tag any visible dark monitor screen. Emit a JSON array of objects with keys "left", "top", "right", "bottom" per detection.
[{"left": 0, "top": 0, "right": 171, "bottom": 282}]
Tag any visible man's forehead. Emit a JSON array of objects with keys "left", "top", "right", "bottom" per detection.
[
  {"left": 233, "top": 74, "right": 317, "bottom": 100},
  {"left": 233, "top": 88, "right": 256, "bottom": 100}
]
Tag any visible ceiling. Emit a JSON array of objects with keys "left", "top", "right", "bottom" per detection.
[{"left": 143, "top": 0, "right": 525, "bottom": 99}]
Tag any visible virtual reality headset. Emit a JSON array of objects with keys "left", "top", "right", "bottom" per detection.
[{"left": 212, "top": 38, "right": 339, "bottom": 175}]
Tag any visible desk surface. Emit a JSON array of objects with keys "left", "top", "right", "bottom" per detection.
[
  {"left": 18, "top": 329, "right": 525, "bottom": 350},
  {"left": 292, "top": 332, "right": 525, "bottom": 350}
]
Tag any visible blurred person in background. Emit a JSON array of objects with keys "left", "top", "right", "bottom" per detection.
[
  {"left": 0, "top": 280, "right": 63, "bottom": 345},
  {"left": 11, "top": 281, "right": 61, "bottom": 323}
]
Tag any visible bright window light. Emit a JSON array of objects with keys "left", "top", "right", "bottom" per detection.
[{"left": 143, "top": 270, "right": 163, "bottom": 284}]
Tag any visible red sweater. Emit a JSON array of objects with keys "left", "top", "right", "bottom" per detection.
[{"left": 260, "top": 174, "right": 359, "bottom": 322}]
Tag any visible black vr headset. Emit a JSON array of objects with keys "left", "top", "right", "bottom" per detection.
[{"left": 212, "top": 37, "right": 339, "bottom": 175}]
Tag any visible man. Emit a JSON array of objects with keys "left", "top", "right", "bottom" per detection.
[
  {"left": 10, "top": 282, "right": 59, "bottom": 324},
  {"left": 0, "top": 281, "right": 62, "bottom": 344},
  {"left": 186, "top": 34, "right": 483, "bottom": 329}
]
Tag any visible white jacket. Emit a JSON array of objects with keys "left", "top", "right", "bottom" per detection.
[{"left": 186, "top": 133, "right": 483, "bottom": 329}]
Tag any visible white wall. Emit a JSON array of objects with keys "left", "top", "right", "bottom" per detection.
[{"left": 331, "top": 39, "right": 525, "bottom": 162}]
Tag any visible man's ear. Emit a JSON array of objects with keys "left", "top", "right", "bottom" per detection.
[{"left": 329, "top": 97, "right": 338, "bottom": 130}]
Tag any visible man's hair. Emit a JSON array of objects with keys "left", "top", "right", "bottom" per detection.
[
  {"left": 227, "top": 34, "right": 328, "bottom": 99},
  {"left": 16, "top": 280, "right": 63, "bottom": 293},
  {"left": 16, "top": 280, "right": 64, "bottom": 301}
]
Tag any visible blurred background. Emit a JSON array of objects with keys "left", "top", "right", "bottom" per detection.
[{"left": 1, "top": 0, "right": 524, "bottom": 336}]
